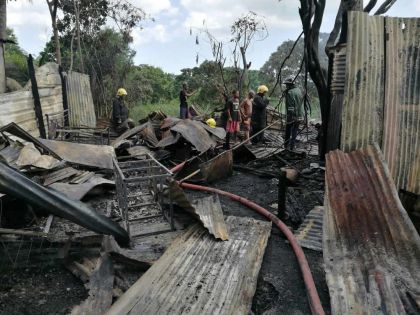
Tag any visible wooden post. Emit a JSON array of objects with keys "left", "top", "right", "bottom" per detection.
[
  {"left": 58, "top": 65, "right": 69, "bottom": 126},
  {"left": 278, "top": 170, "right": 287, "bottom": 219},
  {"left": 28, "top": 54, "right": 46, "bottom": 138}
]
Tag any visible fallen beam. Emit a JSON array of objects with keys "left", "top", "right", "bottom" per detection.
[
  {"left": 0, "top": 161, "right": 129, "bottom": 245},
  {"left": 106, "top": 216, "right": 271, "bottom": 315},
  {"left": 324, "top": 144, "right": 420, "bottom": 314}
]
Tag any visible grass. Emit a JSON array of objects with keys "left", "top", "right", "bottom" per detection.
[{"left": 130, "top": 99, "right": 179, "bottom": 122}]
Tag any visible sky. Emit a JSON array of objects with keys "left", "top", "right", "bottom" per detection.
[{"left": 6, "top": 0, "right": 420, "bottom": 74}]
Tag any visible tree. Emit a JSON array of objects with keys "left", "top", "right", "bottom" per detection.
[
  {"left": 260, "top": 33, "right": 329, "bottom": 98},
  {"left": 195, "top": 11, "right": 267, "bottom": 99},
  {"left": 230, "top": 12, "right": 268, "bottom": 98},
  {"left": 46, "top": 0, "right": 61, "bottom": 65},
  {"left": 0, "top": 0, "right": 6, "bottom": 93},
  {"left": 4, "top": 28, "right": 29, "bottom": 86}
]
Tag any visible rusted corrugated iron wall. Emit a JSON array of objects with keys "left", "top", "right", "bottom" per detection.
[
  {"left": 383, "top": 17, "right": 420, "bottom": 195},
  {"left": 324, "top": 145, "right": 420, "bottom": 314},
  {"left": 340, "top": 12, "right": 419, "bottom": 194},
  {"left": 327, "top": 44, "right": 347, "bottom": 151},
  {"left": 65, "top": 71, "right": 97, "bottom": 128},
  {"left": 341, "top": 12, "right": 385, "bottom": 152}
]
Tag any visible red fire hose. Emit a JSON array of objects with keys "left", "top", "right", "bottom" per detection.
[{"left": 172, "top": 163, "right": 325, "bottom": 315}]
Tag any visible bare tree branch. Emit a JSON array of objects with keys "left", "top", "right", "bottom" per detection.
[
  {"left": 374, "top": 0, "right": 397, "bottom": 15},
  {"left": 364, "top": 0, "right": 378, "bottom": 12},
  {"left": 325, "top": 1, "right": 344, "bottom": 53}
]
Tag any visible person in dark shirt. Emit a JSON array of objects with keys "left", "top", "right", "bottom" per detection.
[
  {"left": 112, "top": 88, "right": 134, "bottom": 134},
  {"left": 179, "top": 83, "right": 196, "bottom": 119},
  {"left": 251, "top": 85, "right": 269, "bottom": 144},
  {"left": 224, "top": 90, "right": 241, "bottom": 149},
  {"left": 283, "top": 77, "right": 304, "bottom": 150}
]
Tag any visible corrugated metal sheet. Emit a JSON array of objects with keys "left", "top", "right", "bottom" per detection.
[
  {"left": 294, "top": 206, "right": 323, "bottom": 252},
  {"left": 191, "top": 195, "right": 229, "bottom": 241},
  {"left": 66, "top": 71, "right": 97, "bottom": 128},
  {"left": 0, "top": 63, "right": 63, "bottom": 137},
  {"left": 382, "top": 17, "right": 420, "bottom": 195},
  {"left": 324, "top": 144, "right": 420, "bottom": 314},
  {"left": 327, "top": 44, "right": 347, "bottom": 151},
  {"left": 106, "top": 216, "right": 271, "bottom": 315},
  {"left": 0, "top": 90, "right": 39, "bottom": 136},
  {"left": 168, "top": 180, "right": 229, "bottom": 240},
  {"left": 340, "top": 12, "right": 420, "bottom": 194},
  {"left": 341, "top": 12, "right": 385, "bottom": 152}
]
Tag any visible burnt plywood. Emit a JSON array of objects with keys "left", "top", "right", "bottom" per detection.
[
  {"left": 382, "top": 17, "right": 420, "bottom": 195},
  {"left": 106, "top": 216, "right": 271, "bottom": 315},
  {"left": 341, "top": 12, "right": 385, "bottom": 152},
  {"left": 324, "top": 145, "right": 420, "bottom": 314}
]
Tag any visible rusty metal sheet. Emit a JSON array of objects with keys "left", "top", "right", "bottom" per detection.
[
  {"left": 382, "top": 17, "right": 420, "bottom": 195},
  {"left": 199, "top": 149, "right": 233, "bottom": 183},
  {"left": 191, "top": 195, "right": 229, "bottom": 241},
  {"left": 16, "top": 142, "right": 61, "bottom": 170},
  {"left": 201, "top": 123, "right": 226, "bottom": 140},
  {"left": 39, "top": 139, "right": 115, "bottom": 169},
  {"left": 341, "top": 12, "right": 385, "bottom": 152},
  {"left": 171, "top": 119, "right": 216, "bottom": 153},
  {"left": 167, "top": 180, "right": 228, "bottom": 240},
  {"left": 327, "top": 44, "right": 347, "bottom": 151},
  {"left": 324, "top": 144, "right": 420, "bottom": 314},
  {"left": 49, "top": 177, "right": 115, "bottom": 200},
  {"left": 112, "top": 121, "right": 158, "bottom": 149},
  {"left": 65, "top": 71, "right": 97, "bottom": 128},
  {"left": 294, "top": 206, "right": 323, "bottom": 252},
  {"left": 106, "top": 216, "right": 271, "bottom": 315},
  {"left": 339, "top": 12, "right": 420, "bottom": 194}
]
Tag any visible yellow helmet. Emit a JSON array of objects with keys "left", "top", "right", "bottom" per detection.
[
  {"left": 117, "top": 88, "right": 127, "bottom": 97},
  {"left": 206, "top": 118, "right": 216, "bottom": 128},
  {"left": 257, "top": 85, "right": 268, "bottom": 94}
]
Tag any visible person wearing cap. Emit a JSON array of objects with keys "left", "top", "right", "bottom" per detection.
[
  {"left": 283, "top": 77, "right": 304, "bottom": 150},
  {"left": 240, "top": 90, "right": 255, "bottom": 143},
  {"left": 179, "top": 83, "right": 196, "bottom": 119},
  {"left": 251, "top": 85, "right": 269, "bottom": 144},
  {"left": 112, "top": 88, "right": 134, "bottom": 134}
]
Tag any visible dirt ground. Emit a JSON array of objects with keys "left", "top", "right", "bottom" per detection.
[{"left": 0, "top": 152, "right": 331, "bottom": 315}]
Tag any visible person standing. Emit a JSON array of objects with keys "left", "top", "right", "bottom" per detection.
[
  {"left": 283, "top": 77, "right": 304, "bottom": 150},
  {"left": 179, "top": 83, "right": 195, "bottom": 119},
  {"left": 224, "top": 90, "right": 241, "bottom": 149},
  {"left": 240, "top": 90, "right": 255, "bottom": 143},
  {"left": 251, "top": 85, "right": 269, "bottom": 144},
  {"left": 112, "top": 88, "right": 134, "bottom": 134}
]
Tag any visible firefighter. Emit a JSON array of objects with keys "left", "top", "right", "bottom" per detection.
[
  {"left": 112, "top": 88, "right": 134, "bottom": 134},
  {"left": 251, "top": 85, "right": 269, "bottom": 144},
  {"left": 283, "top": 77, "right": 304, "bottom": 150}
]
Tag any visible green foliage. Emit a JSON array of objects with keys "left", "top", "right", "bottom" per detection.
[
  {"left": 130, "top": 98, "right": 179, "bottom": 122},
  {"left": 260, "top": 32, "right": 329, "bottom": 98},
  {"left": 4, "top": 28, "right": 29, "bottom": 86},
  {"left": 125, "top": 65, "right": 175, "bottom": 105}
]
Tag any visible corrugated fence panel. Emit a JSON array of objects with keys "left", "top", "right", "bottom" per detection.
[
  {"left": 327, "top": 44, "right": 347, "bottom": 151},
  {"left": 341, "top": 12, "right": 385, "bottom": 151},
  {"left": 0, "top": 63, "right": 64, "bottom": 137},
  {"left": 66, "top": 71, "right": 96, "bottom": 128},
  {"left": 0, "top": 90, "right": 39, "bottom": 136},
  {"left": 383, "top": 17, "right": 420, "bottom": 194}
]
